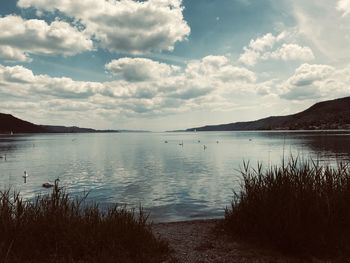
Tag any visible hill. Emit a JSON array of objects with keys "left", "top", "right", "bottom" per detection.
[
  {"left": 0, "top": 113, "right": 47, "bottom": 133},
  {"left": 41, "top": 125, "right": 98, "bottom": 133},
  {"left": 186, "top": 96, "right": 350, "bottom": 131},
  {"left": 0, "top": 113, "right": 118, "bottom": 134}
]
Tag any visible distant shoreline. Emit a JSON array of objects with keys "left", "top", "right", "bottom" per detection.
[
  {"left": 169, "top": 129, "right": 350, "bottom": 132},
  {"left": 1, "top": 129, "right": 350, "bottom": 135},
  {"left": 0, "top": 131, "right": 151, "bottom": 135}
]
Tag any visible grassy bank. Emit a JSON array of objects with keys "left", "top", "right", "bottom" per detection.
[
  {"left": 224, "top": 158, "right": 350, "bottom": 257},
  {"left": 0, "top": 183, "right": 169, "bottom": 263}
]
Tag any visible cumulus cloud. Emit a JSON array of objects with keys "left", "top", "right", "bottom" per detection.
[
  {"left": 17, "top": 0, "right": 190, "bottom": 54},
  {"left": 286, "top": 64, "right": 334, "bottom": 86},
  {"left": 337, "top": 0, "right": 350, "bottom": 16},
  {"left": 239, "top": 32, "right": 284, "bottom": 66},
  {"left": 263, "top": 44, "right": 314, "bottom": 62},
  {"left": 105, "top": 57, "right": 180, "bottom": 82},
  {"left": 1, "top": 65, "right": 35, "bottom": 83},
  {"left": 247, "top": 33, "right": 278, "bottom": 52},
  {"left": 238, "top": 49, "right": 260, "bottom": 68},
  {"left": 280, "top": 63, "right": 350, "bottom": 100},
  {"left": 1, "top": 58, "right": 348, "bottom": 129},
  {"left": 186, "top": 56, "right": 256, "bottom": 83},
  {"left": 0, "top": 55, "right": 257, "bottom": 119},
  {"left": 239, "top": 32, "right": 314, "bottom": 66},
  {"left": 0, "top": 15, "right": 93, "bottom": 62},
  {"left": 0, "top": 64, "right": 103, "bottom": 99},
  {"left": 0, "top": 46, "right": 30, "bottom": 62}
]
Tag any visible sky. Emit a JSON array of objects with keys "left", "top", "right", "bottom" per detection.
[{"left": 0, "top": 0, "right": 349, "bottom": 131}]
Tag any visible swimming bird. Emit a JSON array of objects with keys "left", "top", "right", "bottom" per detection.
[
  {"left": 23, "top": 171, "right": 28, "bottom": 183},
  {"left": 42, "top": 178, "right": 60, "bottom": 188},
  {"left": 198, "top": 140, "right": 201, "bottom": 143},
  {"left": 179, "top": 141, "right": 183, "bottom": 146},
  {"left": 164, "top": 140, "right": 168, "bottom": 143},
  {"left": 216, "top": 141, "right": 219, "bottom": 144}
]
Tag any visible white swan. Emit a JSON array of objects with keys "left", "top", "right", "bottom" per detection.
[
  {"left": 23, "top": 171, "right": 28, "bottom": 183},
  {"left": 42, "top": 178, "right": 60, "bottom": 188}
]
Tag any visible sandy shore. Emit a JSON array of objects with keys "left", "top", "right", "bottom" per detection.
[{"left": 152, "top": 219, "right": 328, "bottom": 263}]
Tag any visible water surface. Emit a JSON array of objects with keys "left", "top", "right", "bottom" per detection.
[{"left": 0, "top": 131, "right": 349, "bottom": 222}]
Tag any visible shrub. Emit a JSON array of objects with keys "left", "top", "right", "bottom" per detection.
[
  {"left": 224, "top": 157, "right": 350, "bottom": 257},
  {"left": 0, "top": 182, "right": 169, "bottom": 263}
]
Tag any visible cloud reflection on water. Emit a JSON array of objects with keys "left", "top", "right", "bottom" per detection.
[{"left": 0, "top": 131, "right": 349, "bottom": 222}]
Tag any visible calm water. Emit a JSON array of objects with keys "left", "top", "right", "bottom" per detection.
[{"left": 0, "top": 131, "right": 350, "bottom": 222}]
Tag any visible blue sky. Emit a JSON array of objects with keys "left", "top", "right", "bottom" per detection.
[{"left": 0, "top": 0, "right": 349, "bottom": 130}]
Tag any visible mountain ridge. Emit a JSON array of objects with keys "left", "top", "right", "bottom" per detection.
[
  {"left": 186, "top": 96, "right": 350, "bottom": 131},
  {"left": 1, "top": 96, "right": 350, "bottom": 133},
  {"left": 0, "top": 113, "right": 119, "bottom": 134}
]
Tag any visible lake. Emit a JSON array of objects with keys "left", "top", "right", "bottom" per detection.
[{"left": 0, "top": 131, "right": 350, "bottom": 222}]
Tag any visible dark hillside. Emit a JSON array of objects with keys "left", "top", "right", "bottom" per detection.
[
  {"left": 0, "top": 113, "right": 46, "bottom": 133},
  {"left": 0, "top": 113, "right": 119, "bottom": 133},
  {"left": 187, "top": 96, "right": 350, "bottom": 131}
]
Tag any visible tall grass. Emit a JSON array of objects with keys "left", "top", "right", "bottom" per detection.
[
  {"left": 224, "top": 157, "right": 350, "bottom": 257},
  {"left": 0, "top": 182, "right": 169, "bottom": 263}
]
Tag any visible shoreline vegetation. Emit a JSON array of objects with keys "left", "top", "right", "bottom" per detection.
[
  {"left": 0, "top": 182, "right": 169, "bottom": 263},
  {"left": 1, "top": 159, "right": 350, "bottom": 262},
  {"left": 224, "top": 158, "right": 350, "bottom": 260}
]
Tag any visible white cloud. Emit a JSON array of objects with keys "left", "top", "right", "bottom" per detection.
[
  {"left": 0, "top": 15, "right": 93, "bottom": 61},
  {"left": 186, "top": 55, "right": 256, "bottom": 83},
  {"left": 0, "top": 64, "right": 103, "bottom": 99},
  {"left": 17, "top": 0, "right": 190, "bottom": 54},
  {"left": 1, "top": 59, "right": 348, "bottom": 130},
  {"left": 263, "top": 44, "right": 314, "bottom": 62},
  {"left": 237, "top": 49, "right": 260, "bottom": 67},
  {"left": 337, "top": 0, "right": 350, "bottom": 16},
  {"left": 239, "top": 31, "right": 314, "bottom": 66},
  {"left": 43, "top": 99, "right": 96, "bottom": 112},
  {"left": 287, "top": 64, "right": 334, "bottom": 86},
  {"left": 280, "top": 63, "right": 350, "bottom": 100},
  {"left": 0, "top": 55, "right": 257, "bottom": 120},
  {"left": 0, "top": 46, "right": 30, "bottom": 62},
  {"left": 291, "top": 0, "right": 350, "bottom": 62},
  {"left": 239, "top": 33, "right": 276, "bottom": 66},
  {"left": 1, "top": 65, "right": 35, "bottom": 83},
  {"left": 105, "top": 57, "right": 180, "bottom": 82},
  {"left": 248, "top": 33, "right": 277, "bottom": 52}
]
